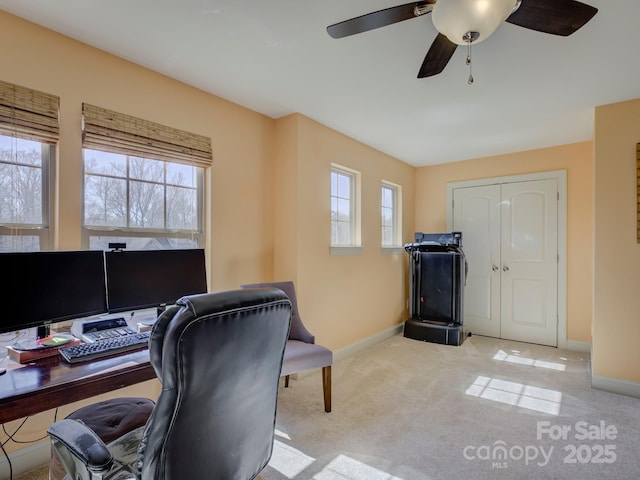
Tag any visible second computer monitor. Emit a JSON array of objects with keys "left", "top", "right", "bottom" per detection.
[{"left": 105, "top": 248, "right": 207, "bottom": 313}]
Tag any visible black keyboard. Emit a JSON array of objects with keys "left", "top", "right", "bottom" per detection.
[{"left": 59, "top": 331, "right": 151, "bottom": 363}]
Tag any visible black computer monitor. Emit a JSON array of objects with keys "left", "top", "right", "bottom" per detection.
[
  {"left": 0, "top": 250, "right": 108, "bottom": 337},
  {"left": 104, "top": 248, "right": 207, "bottom": 313}
]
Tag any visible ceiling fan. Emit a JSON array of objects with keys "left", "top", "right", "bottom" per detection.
[{"left": 326, "top": 0, "right": 598, "bottom": 82}]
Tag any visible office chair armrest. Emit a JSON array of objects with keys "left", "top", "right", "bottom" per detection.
[{"left": 48, "top": 419, "right": 113, "bottom": 472}]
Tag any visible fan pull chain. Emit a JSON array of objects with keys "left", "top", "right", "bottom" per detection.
[
  {"left": 463, "top": 31, "right": 478, "bottom": 85},
  {"left": 466, "top": 40, "right": 474, "bottom": 85}
]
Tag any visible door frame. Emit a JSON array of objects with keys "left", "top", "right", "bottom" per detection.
[{"left": 445, "top": 170, "right": 567, "bottom": 349}]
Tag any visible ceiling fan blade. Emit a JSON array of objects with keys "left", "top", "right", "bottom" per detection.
[
  {"left": 506, "top": 0, "right": 597, "bottom": 36},
  {"left": 327, "top": 1, "right": 435, "bottom": 39},
  {"left": 417, "top": 33, "right": 457, "bottom": 78}
]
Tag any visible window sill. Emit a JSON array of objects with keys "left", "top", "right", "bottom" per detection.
[
  {"left": 330, "top": 246, "right": 364, "bottom": 256},
  {"left": 381, "top": 246, "right": 404, "bottom": 255}
]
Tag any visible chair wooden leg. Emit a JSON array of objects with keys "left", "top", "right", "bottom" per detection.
[
  {"left": 284, "top": 375, "right": 290, "bottom": 388},
  {"left": 322, "top": 366, "right": 331, "bottom": 413}
]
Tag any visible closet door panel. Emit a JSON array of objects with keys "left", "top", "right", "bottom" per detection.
[
  {"left": 453, "top": 185, "right": 501, "bottom": 338},
  {"left": 500, "top": 179, "right": 558, "bottom": 346}
]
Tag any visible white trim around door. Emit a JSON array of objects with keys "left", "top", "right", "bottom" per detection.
[{"left": 446, "top": 170, "right": 568, "bottom": 349}]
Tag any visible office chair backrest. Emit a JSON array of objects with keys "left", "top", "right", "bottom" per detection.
[{"left": 137, "top": 288, "right": 292, "bottom": 479}]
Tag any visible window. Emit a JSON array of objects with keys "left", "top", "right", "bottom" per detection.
[
  {"left": 331, "top": 168, "right": 354, "bottom": 246},
  {"left": 381, "top": 182, "right": 402, "bottom": 248},
  {"left": 83, "top": 150, "right": 204, "bottom": 250},
  {"left": 81, "top": 104, "right": 211, "bottom": 250},
  {"left": 0, "top": 135, "right": 53, "bottom": 252},
  {"left": 0, "top": 81, "right": 59, "bottom": 252},
  {"left": 331, "top": 165, "right": 361, "bottom": 251}
]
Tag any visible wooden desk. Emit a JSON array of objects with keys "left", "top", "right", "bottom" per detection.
[{"left": 0, "top": 349, "right": 155, "bottom": 424}]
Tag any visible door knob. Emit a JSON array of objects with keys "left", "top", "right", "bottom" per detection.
[
  {"left": 503, "top": 265, "right": 510, "bottom": 272},
  {"left": 492, "top": 265, "right": 499, "bottom": 272}
]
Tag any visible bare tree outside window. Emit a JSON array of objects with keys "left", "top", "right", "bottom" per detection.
[
  {"left": 84, "top": 154, "right": 127, "bottom": 227},
  {"left": 83, "top": 149, "right": 203, "bottom": 250},
  {"left": 0, "top": 136, "right": 43, "bottom": 225},
  {"left": 0, "top": 134, "right": 50, "bottom": 252}
]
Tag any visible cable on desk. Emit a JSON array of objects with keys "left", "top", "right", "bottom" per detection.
[{"left": 0, "top": 330, "right": 28, "bottom": 345}]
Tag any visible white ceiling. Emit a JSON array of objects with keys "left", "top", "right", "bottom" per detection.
[{"left": 1, "top": 0, "right": 638, "bottom": 167}]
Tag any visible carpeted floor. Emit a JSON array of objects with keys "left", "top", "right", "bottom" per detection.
[
  {"left": 15, "top": 334, "right": 640, "bottom": 480},
  {"left": 14, "top": 464, "right": 47, "bottom": 480},
  {"left": 261, "top": 334, "right": 640, "bottom": 480}
]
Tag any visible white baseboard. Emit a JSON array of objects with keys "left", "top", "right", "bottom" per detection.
[
  {"left": 565, "top": 340, "right": 591, "bottom": 353},
  {"left": 591, "top": 374, "right": 640, "bottom": 399},
  {"left": 332, "top": 323, "right": 404, "bottom": 364},
  {"left": 0, "top": 439, "right": 49, "bottom": 478}
]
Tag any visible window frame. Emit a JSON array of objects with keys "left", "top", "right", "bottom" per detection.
[
  {"left": 381, "top": 181, "right": 403, "bottom": 251},
  {"left": 0, "top": 81, "right": 59, "bottom": 252},
  {"left": 0, "top": 135, "right": 54, "bottom": 251},
  {"left": 80, "top": 104, "right": 210, "bottom": 252},
  {"left": 81, "top": 150, "right": 205, "bottom": 250},
  {"left": 330, "top": 164, "right": 362, "bottom": 255}
]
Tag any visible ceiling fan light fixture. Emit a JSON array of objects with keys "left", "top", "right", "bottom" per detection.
[{"left": 432, "top": 0, "right": 520, "bottom": 45}]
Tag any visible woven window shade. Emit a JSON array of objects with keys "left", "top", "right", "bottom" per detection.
[
  {"left": 0, "top": 80, "right": 60, "bottom": 144},
  {"left": 82, "top": 103, "right": 212, "bottom": 167}
]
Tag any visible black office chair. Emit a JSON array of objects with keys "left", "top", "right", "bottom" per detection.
[{"left": 47, "top": 288, "right": 292, "bottom": 480}]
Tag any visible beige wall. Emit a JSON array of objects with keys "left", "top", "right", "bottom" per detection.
[
  {"left": 272, "top": 114, "right": 415, "bottom": 350},
  {"left": 0, "top": 11, "right": 417, "bottom": 461},
  {"left": 2, "top": 5, "right": 638, "bottom": 469},
  {"left": 273, "top": 115, "right": 299, "bottom": 283},
  {"left": 1, "top": 9, "right": 275, "bottom": 457},
  {"left": 593, "top": 99, "right": 640, "bottom": 383},
  {"left": 414, "top": 142, "right": 594, "bottom": 343},
  {"left": 0, "top": 10, "right": 275, "bottom": 292}
]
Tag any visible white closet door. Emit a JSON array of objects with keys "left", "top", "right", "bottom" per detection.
[
  {"left": 453, "top": 178, "right": 559, "bottom": 347},
  {"left": 500, "top": 179, "right": 558, "bottom": 346},
  {"left": 453, "top": 185, "right": 501, "bottom": 338}
]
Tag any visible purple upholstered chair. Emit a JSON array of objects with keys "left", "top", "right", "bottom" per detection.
[{"left": 241, "top": 281, "right": 333, "bottom": 412}]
